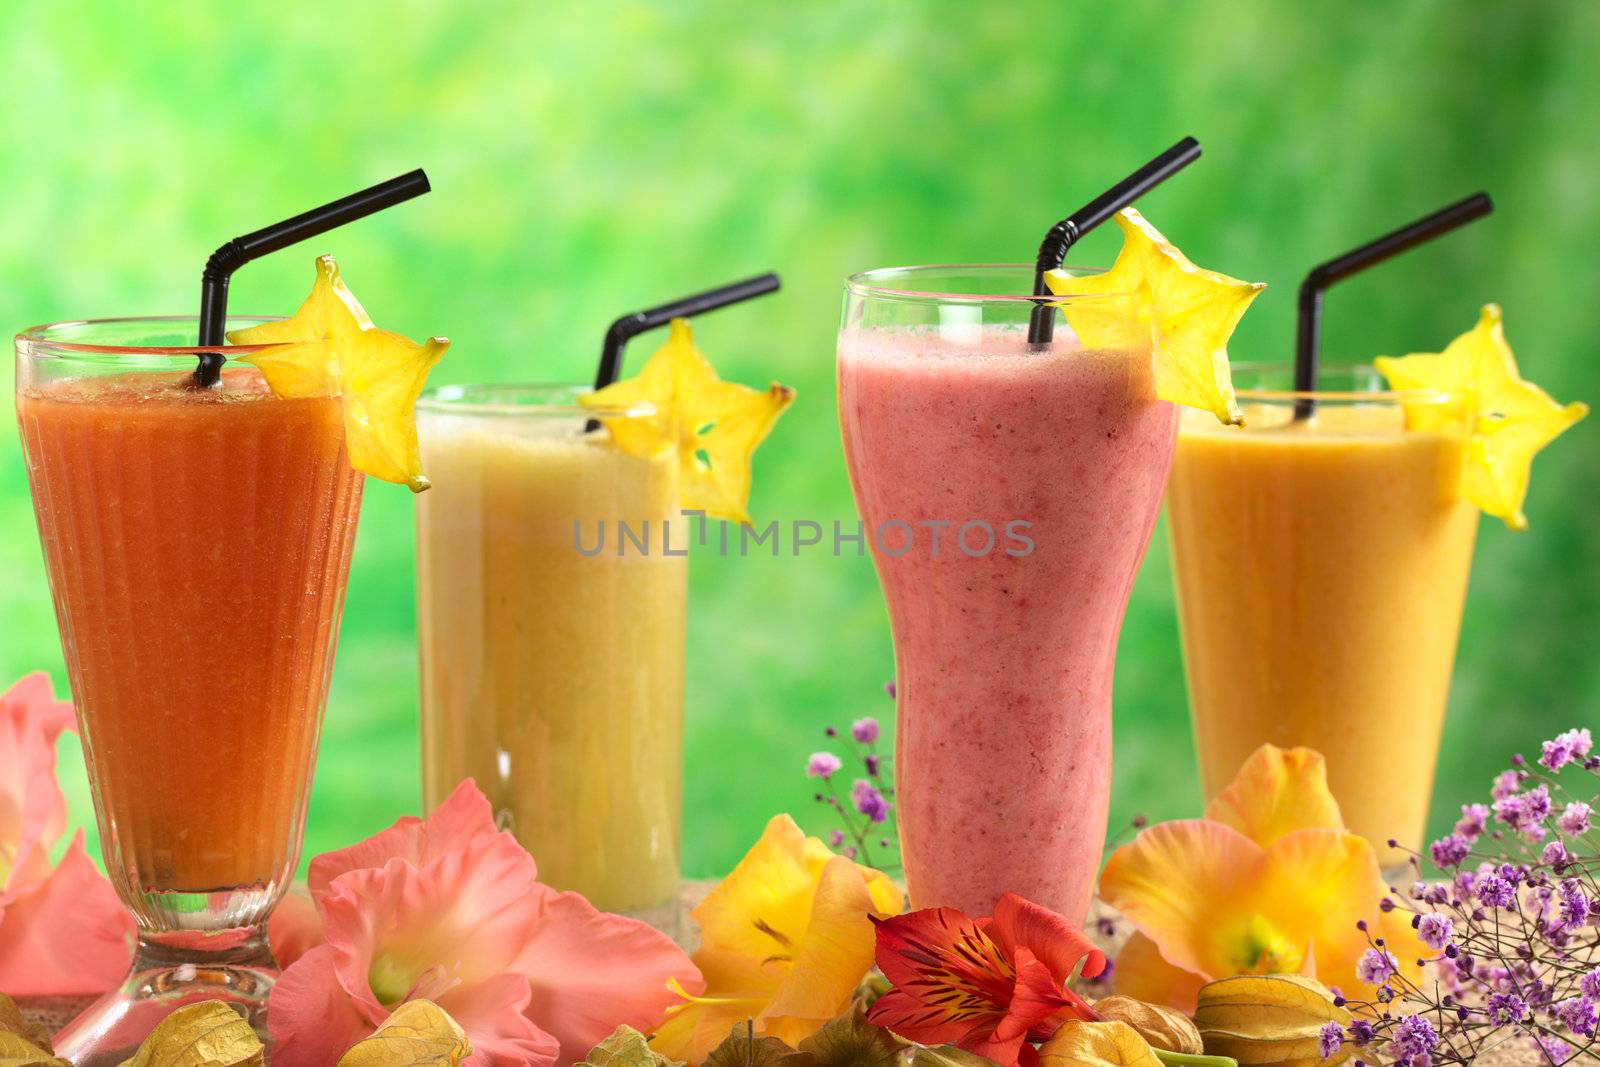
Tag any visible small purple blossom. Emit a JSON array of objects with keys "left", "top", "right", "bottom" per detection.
[
  {"left": 883, "top": 679, "right": 896, "bottom": 700},
  {"left": 1348, "top": 1019, "right": 1374, "bottom": 1046},
  {"left": 1492, "top": 769, "right": 1521, "bottom": 800},
  {"left": 1416, "top": 912, "right": 1453, "bottom": 951},
  {"left": 1554, "top": 995, "right": 1598, "bottom": 1037},
  {"left": 827, "top": 829, "right": 845, "bottom": 847},
  {"left": 1430, "top": 833, "right": 1471, "bottom": 869},
  {"left": 1580, "top": 970, "right": 1600, "bottom": 999},
  {"left": 1318, "top": 1021, "right": 1343, "bottom": 1058},
  {"left": 1558, "top": 801, "right": 1591, "bottom": 836},
  {"left": 1487, "top": 992, "right": 1527, "bottom": 1024},
  {"left": 1541, "top": 728, "right": 1594, "bottom": 771},
  {"left": 851, "top": 779, "right": 889, "bottom": 823},
  {"left": 1477, "top": 875, "right": 1515, "bottom": 908},
  {"left": 1559, "top": 879, "right": 1590, "bottom": 927},
  {"left": 1391, "top": 1015, "right": 1439, "bottom": 1059},
  {"left": 1544, "top": 840, "right": 1570, "bottom": 867},
  {"left": 1357, "top": 948, "right": 1399, "bottom": 986},
  {"left": 806, "top": 751, "right": 842, "bottom": 779},
  {"left": 850, "top": 717, "right": 880, "bottom": 744},
  {"left": 864, "top": 753, "right": 880, "bottom": 776},
  {"left": 1454, "top": 802, "right": 1489, "bottom": 840}
]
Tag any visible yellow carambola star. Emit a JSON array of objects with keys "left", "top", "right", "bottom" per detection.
[
  {"left": 1044, "top": 209, "right": 1265, "bottom": 426},
  {"left": 1376, "top": 304, "right": 1587, "bottom": 531},
  {"left": 581, "top": 318, "right": 795, "bottom": 525},
  {"left": 228, "top": 256, "right": 449, "bottom": 492}
]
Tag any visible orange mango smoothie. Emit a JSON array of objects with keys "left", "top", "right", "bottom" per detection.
[{"left": 1166, "top": 385, "right": 1477, "bottom": 860}]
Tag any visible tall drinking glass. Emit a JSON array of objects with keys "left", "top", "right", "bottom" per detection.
[
  {"left": 15, "top": 319, "right": 363, "bottom": 1062},
  {"left": 838, "top": 266, "right": 1170, "bottom": 923},
  {"left": 415, "top": 385, "right": 685, "bottom": 927},
  {"left": 1166, "top": 365, "right": 1476, "bottom": 864}
]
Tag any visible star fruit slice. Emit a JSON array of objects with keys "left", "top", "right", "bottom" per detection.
[
  {"left": 227, "top": 255, "right": 449, "bottom": 492},
  {"left": 1044, "top": 208, "right": 1265, "bottom": 425},
  {"left": 1375, "top": 304, "right": 1587, "bottom": 530},
  {"left": 579, "top": 317, "right": 795, "bottom": 524}
]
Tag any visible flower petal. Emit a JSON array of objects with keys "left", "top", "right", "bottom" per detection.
[
  {"left": 0, "top": 672, "right": 76, "bottom": 892},
  {"left": 511, "top": 890, "right": 701, "bottom": 1066},
  {"left": 764, "top": 856, "right": 882, "bottom": 1025},
  {"left": 267, "top": 943, "right": 375, "bottom": 1067},
  {"left": 269, "top": 883, "right": 324, "bottom": 970},
  {"left": 1110, "top": 933, "right": 1207, "bottom": 1015},
  {"left": 434, "top": 972, "right": 560, "bottom": 1067},
  {"left": 1203, "top": 745, "right": 1346, "bottom": 845},
  {"left": 990, "top": 893, "right": 1107, "bottom": 982},
  {"left": 321, "top": 833, "right": 548, "bottom": 1014},
  {"left": 691, "top": 814, "right": 821, "bottom": 960},
  {"left": 308, "top": 779, "right": 500, "bottom": 906},
  {"left": 1254, "top": 829, "right": 1383, "bottom": 991},
  {"left": 650, "top": 949, "right": 776, "bottom": 1065},
  {"left": 0, "top": 831, "right": 132, "bottom": 995}
]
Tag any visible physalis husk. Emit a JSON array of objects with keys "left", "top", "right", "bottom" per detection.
[
  {"left": 1375, "top": 304, "right": 1587, "bottom": 530},
  {"left": 227, "top": 255, "right": 449, "bottom": 492},
  {"left": 1044, "top": 209, "right": 1264, "bottom": 426},
  {"left": 579, "top": 318, "right": 795, "bottom": 524}
]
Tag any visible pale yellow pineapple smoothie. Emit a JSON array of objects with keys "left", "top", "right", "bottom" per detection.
[
  {"left": 416, "top": 386, "right": 686, "bottom": 918},
  {"left": 1166, "top": 371, "right": 1478, "bottom": 862}
]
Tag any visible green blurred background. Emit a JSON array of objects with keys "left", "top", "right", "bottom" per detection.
[{"left": 2, "top": 1, "right": 1596, "bottom": 880}]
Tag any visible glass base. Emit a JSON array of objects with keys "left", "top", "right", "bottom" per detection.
[{"left": 55, "top": 929, "right": 275, "bottom": 1066}]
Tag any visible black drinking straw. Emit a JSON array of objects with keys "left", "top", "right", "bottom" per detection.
[
  {"left": 1293, "top": 191, "right": 1493, "bottom": 419},
  {"left": 193, "top": 169, "right": 433, "bottom": 387},
  {"left": 593, "top": 272, "right": 781, "bottom": 390},
  {"left": 1027, "top": 136, "right": 1203, "bottom": 347}
]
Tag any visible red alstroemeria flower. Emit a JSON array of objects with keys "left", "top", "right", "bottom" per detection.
[{"left": 868, "top": 892, "right": 1105, "bottom": 1067}]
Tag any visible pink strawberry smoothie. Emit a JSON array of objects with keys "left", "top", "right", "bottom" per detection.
[{"left": 838, "top": 324, "right": 1176, "bottom": 922}]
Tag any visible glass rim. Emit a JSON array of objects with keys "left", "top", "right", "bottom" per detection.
[
  {"left": 417, "top": 382, "right": 656, "bottom": 419},
  {"left": 16, "top": 315, "right": 290, "bottom": 358},
  {"left": 1228, "top": 361, "right": 1451, "bottom": 404},
  {"left": 844, "top": 263, "right": 1130, "bottom": 304}
]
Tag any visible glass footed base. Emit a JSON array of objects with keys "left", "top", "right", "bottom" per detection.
[{"left": 55, "top": 929, "right": 275, "bottom": 1067}]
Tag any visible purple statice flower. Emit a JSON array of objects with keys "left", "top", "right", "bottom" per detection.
[
  {"left": 1390, "top": 1015, "right": 1439, "bottom": 1060},
  {"left": 1476, "top": 874, "right": 1516, "bottom": 908},
  {"left": 1430, "top": 833, "right": 1471, "bottom": 869},
  {"left": 850, "top": 717, "right": 880, "bottom": 744},
  {"left": 1318, "top": 1021, "right": 1343, "bottom": 1059},
  {"left": 1558, "top": 801, "right": 1591, "bottom": 837},
  {"left": 1558, "top": 879, "right": 1590, "bottom": 927},
  {"left": 883, "top": 679, "right": 896, "bottom": 700},
  {"left": 1348, "top": 1019, "right": 1375, "bottom": 1046},
  {"left": 806, "top": 751, "right": 842, "bottom": 779},
  {"left": 864, "top": 753, "right": 880, "bottom": 776},
  {"left": 1544, "top": 840, "right": 1570, "bottom": 868},
  {"left": 1580, "top": 969, "right": 1600, "bottom": 999},
  {"left": 1492, "top": 768, "right": 1522, "bottom": 800},
  {"left": 851, "top": 779, "right": 889, "bottom": 824},
  {"left": 1554, "top": 995, "right": 1599, "bottom": 1037},
  {"left": 1487, "top": 992, "right": 1527, "bottom": 1024},
  {"left": 1535, "top": 1034, "right": 1578, "bottom": 1066},
  {"left": 1454, "top": 802, "right": 1490, "bottom": 840},
  {"left": 1524, "top": 783, "right": 1552, "bottom": 823},
  {"left": 1357, "top": 947, "right": 1399, "bottom": 986},
  {"left": 1416, "top": 912, "right": 1453, "bottom": 950},
  {"left": 1541, "top": 728, "right": 1595, "bottom": 771},
  {"left": 827, "top": 829, "right": 845, "bottom": 847}
]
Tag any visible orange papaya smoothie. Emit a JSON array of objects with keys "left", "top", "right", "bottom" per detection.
[{"left": 17, "top": 368, "right": 361, "bottom": 898}]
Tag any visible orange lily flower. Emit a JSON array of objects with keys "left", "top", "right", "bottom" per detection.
[{"left": 1100, "top": 745, "right": 1417, "bottom": 1011}]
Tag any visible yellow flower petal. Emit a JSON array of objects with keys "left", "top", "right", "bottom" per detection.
[
  {"left": 1044, "top": 209, "right": 1264, "bottom": 425},
  {"left": 1253, "top": 829, "right": 1382, "bottom": 989},
  {"left": 1376, "top": 304, "right": 1587, "bottom": 530},
  {"left": 1038, "top": 1021, "right": 1162, "bottom": 1067},
  {"left": 1099, "top": 820, "right": 1264, "bottom": 981},
  {"left": 764, "top": 855, "right": 880, "bottom": 1023},
  {"left": 1203, "top": 745, "right": 1346, "bottom": 846},
  {"left": 1111, "top": 933, "right": 1208, "bottom": 1015},
  {"left": 228, "top": 255, "right": 449, "bottom": 492},
  {"left": 652, "top": 954, "right": 777, "bottom": 1065},
  {"left": 580, "top": 318, "right": 794, "bottom": 523}
]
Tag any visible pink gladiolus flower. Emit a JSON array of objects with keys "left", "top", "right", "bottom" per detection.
[
  {"left": 268, "top": 884, "right": 323, "bottom": 969},
  {"left": 269, "top": 780, "right": 702, "bottom": 1067},
  {"left": 0, "top": 673, "right": 133, "bottom": 995}
]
